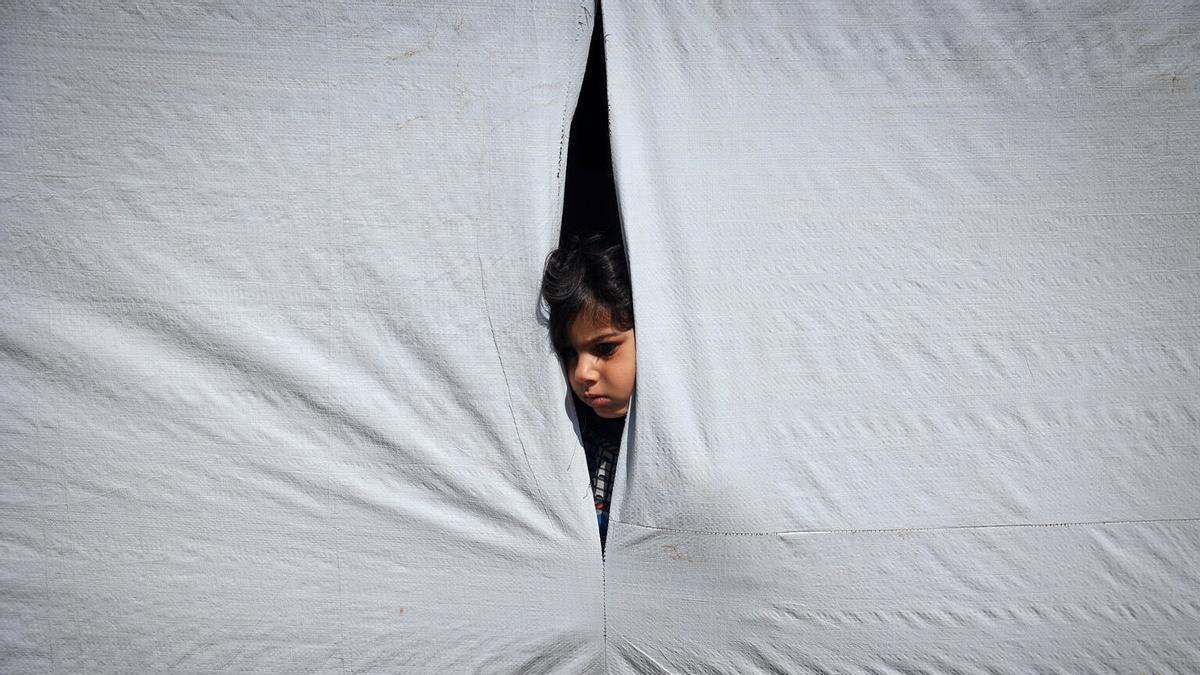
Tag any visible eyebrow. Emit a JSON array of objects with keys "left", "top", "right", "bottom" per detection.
[{"left": 579, "top": 332, "right": 622, "bottom": 347}]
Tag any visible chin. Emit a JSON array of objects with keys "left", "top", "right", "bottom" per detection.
[{"left": 596, "top": 406, "right": 627, "bottom": 419}]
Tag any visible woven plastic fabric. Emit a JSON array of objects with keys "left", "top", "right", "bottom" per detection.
[
  {"left": 602, "top": 1, "right": 1200, "bottom": 671},
  {"left": 1, "top": 3, "right": 599, "bottom": 671},
  {"left": 5, "top": 1, "right": 1200, "bottom": 672}
]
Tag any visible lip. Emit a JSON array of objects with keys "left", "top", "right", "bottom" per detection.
[{"left": 585, "top": 395, "right": 611, "bottom": 405}]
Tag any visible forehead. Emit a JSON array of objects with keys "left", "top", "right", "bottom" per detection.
[{"left": 567, "top": 305, "right": 625, "bottom": 343}]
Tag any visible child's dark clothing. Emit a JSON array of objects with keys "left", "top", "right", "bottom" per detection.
[{"left": 577, "top": 404, "right": 624, "bottom": 549}]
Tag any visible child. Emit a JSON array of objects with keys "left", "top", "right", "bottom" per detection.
[{"left": 540, "top": 233, "right": 636, "bottom": 549}]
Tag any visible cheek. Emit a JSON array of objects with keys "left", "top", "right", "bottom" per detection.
[{"left": 618, "top": 358, "right": 637, "bottom": 391}]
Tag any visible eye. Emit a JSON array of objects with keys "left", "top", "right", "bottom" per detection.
[
  {"left": 559, "top": 347, "right": 577, "bottom": 360},
  {"left": 595, "top": 342, "right": 618, "bottom": 357}
]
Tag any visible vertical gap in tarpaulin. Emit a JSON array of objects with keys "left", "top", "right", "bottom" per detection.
[
  {"left": 558, "top": 5, "right": 625, "bottom": 665},
  {"left": 560, "top": 0, "right": 627, "bottom": 519},
  {"left": 560, "top": 1, "right": 622, "bottom": 249},
  {"left": 553, "top": 2, "right": 616, "bottom": 672}
]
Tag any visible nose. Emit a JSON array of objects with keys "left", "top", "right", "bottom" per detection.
[{"left": 573, "top": 354, "right": 599, "bottom": 385}]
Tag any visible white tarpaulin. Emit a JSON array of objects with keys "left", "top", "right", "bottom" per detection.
[
  {"left": 603, "top": 0, "right": 1200, "bottom": 671},
  {"left": 2, "top": 2, "right": 601, "bottom": 671},
  {"left": 3, "top": 0, "right": 1200, "bottom": 672}
]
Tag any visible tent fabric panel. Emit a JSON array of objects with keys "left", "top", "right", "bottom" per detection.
[
  {"left": 0, "top": 2, "right": 600, "bottom": 672},
  {"left": 602, "top": 0, "right": 1200, "bottom": 669}
]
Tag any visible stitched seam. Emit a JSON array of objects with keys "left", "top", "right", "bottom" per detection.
[
  {"left": 613, "top": 515, "right": 1200, "bottom": 537},
  {"left": 602, "top": 543, "right": 608, "bottom": 674}
]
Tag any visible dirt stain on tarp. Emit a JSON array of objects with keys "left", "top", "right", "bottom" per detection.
[
  {"left": 662, "top": 544, "right": 692, "bottom": 562},
  {"left": 387, "top": 49, "right": 421, "bottom": 63}
]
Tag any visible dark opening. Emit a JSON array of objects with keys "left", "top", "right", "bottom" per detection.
[
  {"left": 559, "top": 3, "right": 626, "bottom": 555},
  {"left": 560, "top": 3, "right": 620, "bottom": 247}
]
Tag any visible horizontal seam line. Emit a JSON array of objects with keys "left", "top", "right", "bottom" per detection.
[{"left": 613, "top": 516, "right": 1200, "bottom": 537}]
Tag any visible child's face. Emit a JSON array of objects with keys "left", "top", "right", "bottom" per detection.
[{"left": 563, "top": 307, "right": 636, "bottom": 419}]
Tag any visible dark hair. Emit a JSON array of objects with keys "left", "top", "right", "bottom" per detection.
[{"left": 540, "top": 233, "right": 634, "bottom": 355}]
